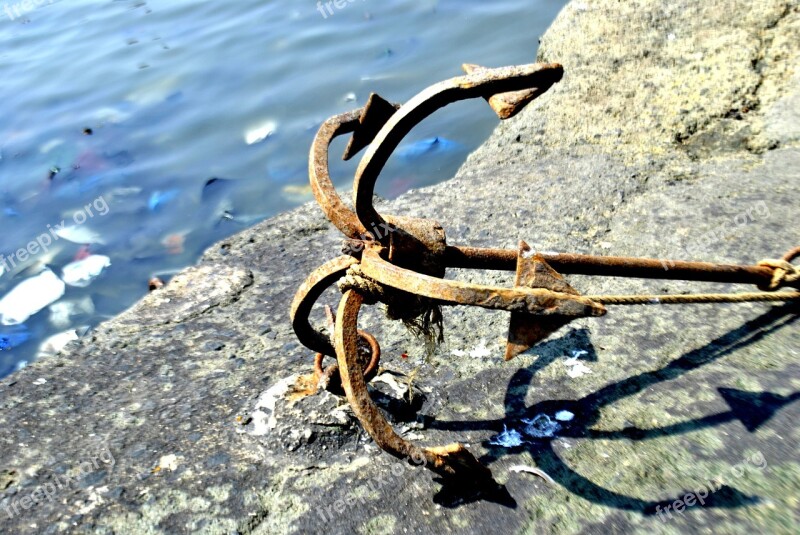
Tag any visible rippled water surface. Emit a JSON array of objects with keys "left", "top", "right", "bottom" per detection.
[{"left": 0, "top": 0, "right": 566, "bottom": 375}]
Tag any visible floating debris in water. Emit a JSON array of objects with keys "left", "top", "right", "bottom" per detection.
[
  {"left": 40, "top": 139, "right": 65, "bottom": 154},
  {"left": 397, "top": 136, "right": 460, "bottom": 159},
  {"left": 162, "top": 232, "right": 187, "bottom": 255},
  {"left": 38, "top": 330, "right": 79, "bottom": 358},
  {"left": 0, "top": 325, "right": 30, "bottom": 351},
  {"left": 0, "top": 269, "right": 66, "bottom": 325},
  {"left": 49, "top": 297, "right": 95, "bottom": 329},
  {"left": 149, "top": 277, "right": 165, "bottom": 291},
  {"left": 92, "top": 106, "right": 133, "bottom": 125},
  {"left": 126, "top": 76, "right": 182, "bottom": 106},
  {"left": 148, "top": 189, "right": 179, "bottom": 211},
  {"left": 282, "top": 184, "right": 314, "bottom": 202},
  {"left": 61, "top": 255, "right": 111, "bottom": 287},
  {"left": 554, "top": 410, "right": 575, "bottom": 422},
  {"left": 245, "top": 120, "right": 277, "bottom": 145},
  {"left": 489, "top": 425, "right": 524, "bottom": 447},
  {"left": 55, "top": 225, "right": 105, "bottom": 245},
  {"left": 201, "top": 177, "right": 234, "bottom": 201},
  {"left": 521, "top": 414, "right": 560, "bottom": 438}
]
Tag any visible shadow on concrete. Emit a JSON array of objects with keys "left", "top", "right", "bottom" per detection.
[{"left": 427, "top": 303, "right": 800, "bottom": 512}]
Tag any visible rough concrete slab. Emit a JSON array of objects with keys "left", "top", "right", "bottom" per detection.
[{"left": 1, "top": 0, "right": 799, "bottom": 534}]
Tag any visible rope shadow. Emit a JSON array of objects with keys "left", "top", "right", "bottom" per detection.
[{"left": 427, "top": 303, "right": 800, "bottom": 513}]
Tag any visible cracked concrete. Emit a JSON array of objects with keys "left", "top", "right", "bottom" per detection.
[{"left": 0, "top": 0, "right": 799, "bottom": 534}]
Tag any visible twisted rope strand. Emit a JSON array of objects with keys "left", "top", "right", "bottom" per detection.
[{"left": 591, "top": 292, "right": 800, "bottom": 306}]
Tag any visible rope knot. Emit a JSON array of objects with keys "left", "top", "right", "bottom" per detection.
[{"left": 757, "top": 258, "right": 800, "bottom": 290}]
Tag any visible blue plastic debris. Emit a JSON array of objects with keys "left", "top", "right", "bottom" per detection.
[
  {"left": 0, "top": 325, "right": 30, "bottom": 351},
  {"left": 397, "top": 137, "right": 460, "bottom": 159},
  {"left": 148, "top": 189, "right": 180, "bottom": 211},
  {"left": 202, "top": 178, "right": 235, "bottom": 202}
]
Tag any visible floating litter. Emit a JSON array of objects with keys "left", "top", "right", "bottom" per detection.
[
  {"left": 0, "top": 269, "right": 66, "bottom": 326},
  {"left": 38, "top": 330, "right": 79, "bottom": 358},
  {"left": 245, "top": 120, "right": 277, "bottom": 145},
  {"left": 62, "top": 255, "right": 111, "bottom": 288}
]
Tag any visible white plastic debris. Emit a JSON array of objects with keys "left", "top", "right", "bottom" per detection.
[
  {"left": 509, "top": 464, "right": 556, "bottom": 485},
  {"left": 470, "top": 339, "right": 492, "bottom": 358},
  {"left": 33, "top": 378, "right": 47, "bottom": 385},
  {"left": 55, "top": 225, "right": 105, "bottom": 245},
  {"left": 157, "top": 454, "right": 182, "bottom": 472},
  {"left": 489, "top": 425, "right": 524, "bottom": 448},
  {"left": 565, "top": 359, "right": 592, "bottom": 378},
  {"left": 372, "top": 373, "right": 409, "bottom": 398},
  {"left": 61, "top": 255, "right": 111, "bottom": 287},
  {"left": 452, "top": 339, "right": 492, "bottom": 358},
  {"left": 564, "top": 352, "right": 592, "bottom": 378},
  {"left": 522, "top": 414, "right": 560, "bottom": 438},
  {"left": 555, "top": 410, "right": 575, "bottom": 422},
  {"left": 40, "top": 138, "right": 65, "bottom": 154},
  {"left": 38, "top": 330, "right": 79, "bottom": 358},
  {"left": 248, "top": 375, "right": 298, "bottom": 436},
  {"left": 0, "top": 269, "right": 66, "bottom": 325},
  {"left": 245, "top": 120, "right": 277, "bottom": 145},
  {"left": 49, "top": 296, "right": 95, "bottom": 329}
]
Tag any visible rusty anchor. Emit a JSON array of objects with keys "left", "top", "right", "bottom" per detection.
[{"left": 290, "top": 62, "right": 800, "bottom": 487}]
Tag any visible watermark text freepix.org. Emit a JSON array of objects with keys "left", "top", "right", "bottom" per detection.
[
  {"left": 4, "top": 0, "right": 53, "bottom": 21},
  {"left": 3, "top": 445, "right": 115, "bottom": 519},
  {"left": 655, "top": 450, "right": 767, "bottom": 522},
  {"left": 316, "top": 0, "right": 366, "bottom": 19},
  {"left": 316, "top": 453, "right": 426, "bottom": 522},
  {"left": 0, "top": 195, "right": 109, "bottom": 276},
  {"left": 660, "top": 200, "right": 770, "bottom": 271}
]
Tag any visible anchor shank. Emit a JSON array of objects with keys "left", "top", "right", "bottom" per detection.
[{"left": 445, "top": 246, "right": 798, "bottom": 289}]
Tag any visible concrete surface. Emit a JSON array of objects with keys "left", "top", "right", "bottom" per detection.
[{"left": 1, "top": 0, "right": 799, "bottom": 533}]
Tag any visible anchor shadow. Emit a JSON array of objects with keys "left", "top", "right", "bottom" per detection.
[{"left": 427, "top": 303, "right": 800, "bottom": 512}]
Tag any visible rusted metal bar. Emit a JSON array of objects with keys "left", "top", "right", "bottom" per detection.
[
  {"left": 352, "top": 63, "right": 564, "bottom": 237},
  {"left": 334, "top": 289, "right": 496, "bottom": 485},
  {"left": 444, "top": 246, "right": 800, "bottom": 289},
  {"left": 290, "top": 256, "right": 359, "bottom": 357},
  {"left": 310, "top": 95, "right": 401, "bottom": 240},
  {"left": 359, "top": 245, "right": 606, "bottom": 317}
]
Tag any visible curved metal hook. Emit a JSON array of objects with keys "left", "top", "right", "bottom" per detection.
[
  {"left": 335, "top": 289, "right": 497, "bottom": 485},
  {"left": 290, "top": 255, "right": 359, "bottom": 357},
  {"left": 352, "top": 62, "right": 564, "bottom": 237},
  {"left": 309, "top": 95, "right": 401, "bottom": 239}
]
